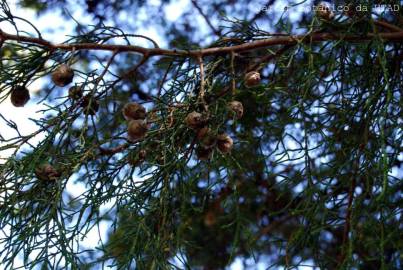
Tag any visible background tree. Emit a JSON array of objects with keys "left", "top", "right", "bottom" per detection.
[{"left": 0, "top": 0, "right": 402, "bottom": 269}]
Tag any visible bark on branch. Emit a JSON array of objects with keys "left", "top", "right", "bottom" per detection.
[{"left": 1, "top": 29, "right": 403, "bottom": 58}]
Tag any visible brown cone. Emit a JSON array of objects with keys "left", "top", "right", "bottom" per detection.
[
  {"left": 52, "top": 64, "right": 74, "bottom": 87},
  {"left": 10, "top": 86, "right": 30, "bottom": 107},
  {"left": 196, "top": 146, "right": 213, "bottom": 161},
  {"left": 185, "top": 111, "right": 206, "bottom": 130},
  {"left": 216, "top": 133, "right": 234, "bottom": 154},
  {"left": 122, "top": 102, "right": 146, "bottom": 120},
  {"left": 228, "top": 101, "right": 244, "bottom": 119},
  {"left": 197, "top": 127, "right": 216, "bottom": 148},
  {"left": 204, "top": 210, "right": 217, "bottom": 227},
  {"left": 244, "top": 71, "right": 261, "bottom": 88},
  {"left": 35, "top": 164, "right": 61, "bottom": 181},
  {"left": 68, "top": 86, "right": 83, "bottom": 100},
  {"left": 127, "top": 119, "right": 148, "bottom": 142},
  {"left": 81, "top": 95, "right": 99, "bottom": 115},
  {"left": 316, "top": 3, "right": 335, "bottom": 20}
]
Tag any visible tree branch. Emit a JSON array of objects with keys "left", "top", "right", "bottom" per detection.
[
  {"left": 1, "top": 28, "right": 403, "bottom": 58},
  {"left": 197, "top": 54, "right": 208, "bottom": 111},
  {"left": 374, "top": 20, "right": 403, "bottom": 32}
]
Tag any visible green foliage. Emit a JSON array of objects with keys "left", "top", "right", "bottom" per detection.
[{"left": 0, "top": 0, "right": 402, "bottom": 269}]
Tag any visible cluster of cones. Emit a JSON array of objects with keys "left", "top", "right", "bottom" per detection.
[
  {"left": 10, "top": 63, "right": 99, "bottom": 115},
  {"left": 16, "top": 63, "right": 262, "bottom": 179},
  {"left": 184, "top": 99, "right": 244, "bottom": 160}
]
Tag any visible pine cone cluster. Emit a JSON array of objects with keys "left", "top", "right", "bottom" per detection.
[
  {"left": 35, "top": 163, "right": 61, "bottom": 181},
  {"left": 122, "top": 102, "right": 148, "bottom": 142}
]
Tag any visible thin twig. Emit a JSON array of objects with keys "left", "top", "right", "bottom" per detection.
[
  {"left": 184, "top": 135, "right": 198, "bottom": 162},
  {"left": 197, "top": 54, "right": 208, "bottom": 111},
  {"left": 339, "top": 157, "right": 359, "bottom": 265},
  {"left": 230, "top": 51, "right": 236, "bottom": 96},
  {"left": 99, "top": 143, "right": 129, "bottom": 155},
  {"left": 374, "top": 20, "right": 403, "bottom": 33},
  {"left": 107, "top": 54, "right": 154, "bottom": 101},
  {"left": 249, "top": 0, "right": 275, "bottom": 25},
  {"left": 191, "top": 0, "right": 221, "bottom": 37},
  {"left": 103, "top": 34, "right": 160, "bottom": 48},
  {"left": 157, "top": 61, "right": 173, "bottom": 97},
  {"left": 96, "top": 50, "right": 119, "bottom": 83},
  {"left": 247, "top": 45, "right": 292, "bottom": 72}
]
